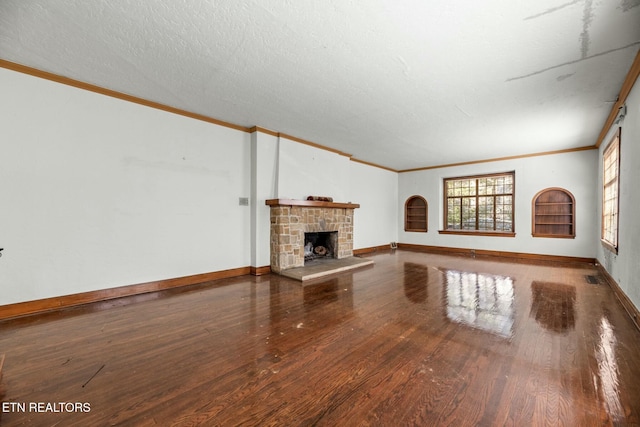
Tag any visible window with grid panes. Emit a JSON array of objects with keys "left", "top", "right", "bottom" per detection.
[
  {"left": 602, "top": 129, "right": 620, "bottom": 253},
  {"left": 443, "top": 172, "right": 515, "bottom": 236}
]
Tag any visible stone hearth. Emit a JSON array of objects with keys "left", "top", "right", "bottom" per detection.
[
  {"left": 266, "top": 199, "right": 360, "bottom": 273},
  {"left": 278, "top": 256, "right": 374, "bottom": 281}
]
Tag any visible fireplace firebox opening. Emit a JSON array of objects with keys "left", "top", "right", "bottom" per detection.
[{"left": 304, "top": 231, "right": 338, "bottom": 262}]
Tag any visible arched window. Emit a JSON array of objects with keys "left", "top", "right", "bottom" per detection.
[
  {"left": 532, "top": 188, "right": 575, "bottom": 238},
  {"left": 405, "top": 196, "right": 428, "bottom": 232}
]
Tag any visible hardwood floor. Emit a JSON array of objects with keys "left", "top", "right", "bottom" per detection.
[{"left": 1, "top": 250, "right": 639, "bottom": 426}]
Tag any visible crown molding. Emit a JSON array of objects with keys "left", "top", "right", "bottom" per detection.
[
  {"left": 249, "top": 126, "right": 350, "bottom": 157},
  {"left": 0, "top": 59, "right": 251, "bottom": 133},
  {"left": 249, "top": 126, "right": 279, "bottom": 137},
  {"left": 350, "top": 157, "right": 398, "bottom": 172},
  {"left": 278, "top": 132, "right": 352, "bottom": 158},
  {"left": 595, "top": 49, "right": 640, "bottom": 148},
  {"left": 398, "top": 145, "right": 597, "bottom": 173}
]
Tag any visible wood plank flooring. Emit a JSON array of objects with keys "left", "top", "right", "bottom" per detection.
[{"left": 1, "top": 250, "right": 639, "bottom": 426}]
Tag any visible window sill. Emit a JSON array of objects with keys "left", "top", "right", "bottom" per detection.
[
  {"left": 601, "top": 239, "right": 618, "bottom": 255},
  {"left": 439, "top": 230, "right": 516, "bottom": 237}
]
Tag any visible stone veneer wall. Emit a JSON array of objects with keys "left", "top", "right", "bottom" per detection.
[{"left": 270, "top": 206, "right": 355, "bottom": 272}]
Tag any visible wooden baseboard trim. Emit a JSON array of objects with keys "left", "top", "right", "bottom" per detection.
[
  {"left": 0, "top": 266, "right": 251, "bottom": 321},
  {"left": 396, "top": 243, "right": 596, "bottom": 265},
  {"left": 353, "top": 245, "right": 393, "bottom": 255},
  {"left": 597, "top": 264, "right": 640, "bottom": 332},
  {"left": 250, "top": 266, "right": 271, "bottom": 276}
]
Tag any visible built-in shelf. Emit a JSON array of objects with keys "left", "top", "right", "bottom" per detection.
[
  {"left": 405, "top": 195, "right": 428, "bottom": 232},
  {"left": 532, "top": 188, "right": 575, "bottom": 238},
  {"left": 536, "top": 202, "right": 573, "bottom": 205}
]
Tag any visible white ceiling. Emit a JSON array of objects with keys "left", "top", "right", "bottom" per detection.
[{"left": 1, "top": 0, "right": 639, "bottom": 170}]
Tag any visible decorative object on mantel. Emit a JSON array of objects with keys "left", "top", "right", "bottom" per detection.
[
  {"left": 307, "top": 196, "right": 334, "bottom": 202},
  {"left": 265, "top": 199, "right": 360, "bottom": 209}
]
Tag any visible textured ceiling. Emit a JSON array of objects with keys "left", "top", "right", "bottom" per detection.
[{"left": 1, "top": 0, "right": 639, "bottom": 170}]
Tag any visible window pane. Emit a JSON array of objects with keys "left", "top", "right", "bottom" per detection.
[
  {"left": 604, "top": 146, "right": 618, "bottom": 183},
  {"left": 478, "top": 178, "right": 488, "bottom": 195},
  {"left": 461, "top": 197, "right": 476, "bottom": 230},
  {"left": 446, "top": 181, "right": 455, "bottom": 197},
  {"left": 495, "top": 195, "right": 512, "bottom": 231},
  {"left": 478, "top": 196, "right": 494, "bottom": 230},
  {"left": 461, "top": 179, "right": 475, "bottom": 196},
  {"left": 448, "top": 198, "right": 461, "bottom": 229}
]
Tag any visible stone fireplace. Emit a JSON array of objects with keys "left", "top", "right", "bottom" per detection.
[{"left": 266, "top": 199, "right": 360, "bottom": 273}]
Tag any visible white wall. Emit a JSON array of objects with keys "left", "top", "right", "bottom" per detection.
[
  {"left": 0, "top": 68, "right": 252, "bottom": 305},
  {"left": 348, "top": 162, "right": 398, "bottom": 250},
  {"left": 276, "top": 135, "right": 399, "bottom": 250},
  {"left": 398, "top": 150, "right": 598, "bottom": 258},
  {"left": 596, "top": 79, "right": 640, "bottom": 310},
  {"left": 277, "top": 137, "right": 350, "bottom": 201},
  {"left": 251, "top": 131, "right": 279, "bottom": 267}
]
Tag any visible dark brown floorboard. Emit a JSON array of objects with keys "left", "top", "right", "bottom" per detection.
[{"left": 1, "top": 250, "right": 639, "bottom": 426}]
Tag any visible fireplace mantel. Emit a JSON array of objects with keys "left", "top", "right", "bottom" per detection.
[{"left": 266, "top": 199, "right": 360, "bottom": 209}]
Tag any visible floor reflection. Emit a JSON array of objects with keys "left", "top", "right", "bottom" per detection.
[
  {"left": 303, "top": 275, "right": 355, "bottom": 321},
  {"left": 595, "top": 315, "right": 624, "bottom": 421},
  {"left": 403, "top": 262, "right": 428, "bottom": 303},
  {"left": 443, "top": 269, "right": 514, "bottom": 338},
  {"left": 530, "top": 281, "right": 576, "bottom": 332},
  {"left": 303, "top": 278, "right": 340, "bottom": 305}
]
